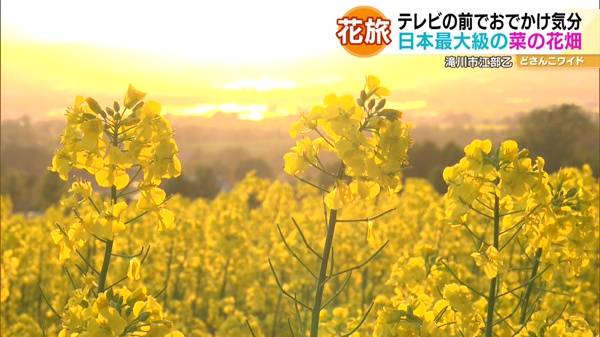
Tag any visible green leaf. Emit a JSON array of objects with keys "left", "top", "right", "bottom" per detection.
[
  {"left": 360, "top": 90, "right": 367, "bottom": 102},
  {"left": 385, "top": 309, "right": 407, "bottom": 323},
  {"left": 138, "top": 311, "right": 151, "bottom": 321},
  {"left": 376, "top": 99, "right": 386, "bottom": 111},
  {"left": 380, "top": 109, "right": 400, "bottom": 120},
  {"left": 566, "top": 187, "right": 578, "bottom": 198},
  {"left": 132, "top": 101, "right": 144, "bottom": 112},
  {"left": 368, "top": 99, "right": 375, "bottom": 110},
  {"left": 85, "top": 97, "right": 104, "bottom": 116},
  {"left": 82, "top": 112, "right": 97, "bottom": 120},
  {"left": 122, "top": 116, "right": 140, "bottom": 126}
]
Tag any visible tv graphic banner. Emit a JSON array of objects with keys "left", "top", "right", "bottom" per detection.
[{"left": 335, "top": 7, "right": 599, "bottom": 67}]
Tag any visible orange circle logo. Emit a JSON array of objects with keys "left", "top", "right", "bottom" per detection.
[{"left": 336, "top": 6, "right": 392, "bottom": 57}]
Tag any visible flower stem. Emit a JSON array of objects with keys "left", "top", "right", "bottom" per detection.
[
  {"left": 98, "top": 185, "right": 117, "bottom": 292},
  {"left": 98, "top": 123, "right": 120, "bottom": 293},
  {"left": 309, "top": 164, "right": 344, "bottom": 337},
  {"left": 520, "top": 248, "right": 543, "bottom": 324},
  {"left": 484, "top": 195, "right": 500, "bottom": 337}
]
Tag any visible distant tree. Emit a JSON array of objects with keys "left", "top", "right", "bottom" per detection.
[
  {"left": 163, "top": 165, "right": 221, "bottom": 199},
  {"left": 193, "top": 165, "right": 221, "bottom": 198},
  {"left": 516, "top": 104, "right": 599, "bottom": 174},
  {"left": 0, "top": 171, "right": 31, "bottom": 212},
  {"left": 212, "top": 147, "right": 251, "bottom": 184},
  {"left": 233, "top": 157, "right": 273, "bottom": 181},
  {"left": 162, "top": 176, "right": 190, "bottom": 197},
  {"left": 34, "top": 172, "right": 68, "bottom": 210},
  {"left": 406, "top": 141, "right": 440, "bottom": 178},
  {"left": 405, "top": 141, "right": 463, "bottom": 193}
]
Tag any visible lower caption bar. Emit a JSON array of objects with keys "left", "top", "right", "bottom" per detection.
[{"left": 516, "top": 54, "right": 600, "bottom": 67}]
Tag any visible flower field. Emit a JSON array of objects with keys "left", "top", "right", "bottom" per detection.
[{"left": 1, "top": 77, "right": 598, "bottom": 337}]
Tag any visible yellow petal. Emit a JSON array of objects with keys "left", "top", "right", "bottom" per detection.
[
  {"left": 112, "top": 220, "right": 126, "bottom": 234},
  {"left": 366, "top": 75, "right": 380, "bottom": 91},
  {"left": 283, "top": 152, "right": 304, "bottom": 175},
  {"left": 350, "top": 180, "right": 380, "bottom": 199},
  {"left": 95, "top": 168, "right": 113, "bottom": 188},
  {"left": 481, "top": 139, "right": 493, "bottom": 154},
  {"left": 141, "top": 100, "right": 161, "bottom": 116},
  {"left": 375, "top": 86, "right": 390, "bottom": 97},
  {"left": 323, "top": 93, "right": 338, "bottom": 107},
  {"left": 124, "top": 84, "right": 146, "bottom": 109},
  {"left": 166, "top": 331, "right": 185, "bottom": 337},
  {"left": 113, "top": 170, "right": 130, "bottom": 190},
  {"left": 127, "top": 258, "right": 142, "bottom": 282},
  {"left": 324, "top": 183, "right": 353, "bottom": 210},
  {"left": 158, "top": 208, "right": 175, "bottom": 231},
  {"left": 112, "top": 201, "right": 128, "bottom": 217},
  {"left": 132, "top": 301, "right": 146, "bottom": 317}
]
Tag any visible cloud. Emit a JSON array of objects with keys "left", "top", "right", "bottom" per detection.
[
  {"left": 393, "top": 100, "right": 428, "bottom": 111},
  {"left": 223, "top": 78, "right": 296, "bottom": 92},
  {"left": 169, "top": 103, "right": 269, "bottom": 120},
  {"left": 504, "top": 97, "right": 532, "bottom": 104}
]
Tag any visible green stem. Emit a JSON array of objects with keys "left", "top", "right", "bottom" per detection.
[
  {"left": 98, "top": 186, "right": 117, "bottom": 292},
  {"left": 97, "top": 239, "right": 113, "bottom": 292},
  {"left": 98, "top": 120, "right": 120, "bottom": 292},
  {"left": 270, "top": 293, "right": 283, "bottom": 337},
  {"left": 310, "top": 208, "right": 337, "bottom": 337},
  {"left": 519, "top": 248, "right": 543, "bottom": 324},
  {"left": 309, "top": 164, "right": 344, "bottom": 337},
  {"left": 484, "top": 195, "right": 500, "bottom": 337}
]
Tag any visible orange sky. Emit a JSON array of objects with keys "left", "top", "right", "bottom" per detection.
[{"left": 1, "top": 0, "right": 599, "bottom": 122}]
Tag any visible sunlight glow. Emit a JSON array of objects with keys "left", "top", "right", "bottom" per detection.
[
  {"left": 224, "top": 78, "right": 296, "bottom": 91},
  {"left": 175, "top": 103, "right": 268, "bottom": 120},
  {"left": 1, "top": 0, "right": 599, "bottom": 121}
]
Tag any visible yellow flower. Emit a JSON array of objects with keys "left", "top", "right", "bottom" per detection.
[
  {"left": 136, "top": 186, "right": 176, "bottom": 231},
  {"left": 324, "top": 182, "right": 353, "bottom": 210},
  {"left": 499, "top": 139, "right": 519, "bottom": 162},
  {"left": 86, "top": 201, "right": 128, "bottom": 239},
  {"left": 442, "top": 283, "right": 472, "bottom": 314},
  {"left": 350, "top": 180, "right": 380, "bottom": 199},
  {"left": 124, "top": 84, "right": 146, "bottom": 109},
  {"left": 80, "top": 119, "right": 103, "bottom": 152},
  {"left": 471, "top": 246, "right": 502, "bottom": 279},
  {"left": 366, "top": 75, "right": 390, "bottom": 97},
  {"left": 366, "top": 220, "right": 382, "bottom": 249},
  {"left": 51, "top": 151, "right": 73, "bottom": 180},
  {"left": 332, "top": 307, "right": 349, "bottom": 319},
  {"left": 127, "top": 257, "right": 142, "bottom": 282},
  {"left": 283, "top": 152, "right": 305, "bottom": 175},
  {"left": 165, "top": 331, "right": 185, "bottom": 337},
  {"left": 136, "top": 186, "right": 166, "bottom": 210},
  {"left": 157, "top": 208, "right": 175, "bottom": 231},
  {"left": 51, "top": 222, "right": 88, "bottom": 262},
  {"left": 69, "top": 180, "right": 93, "bottom": 200},
  {"left": 95, "top": 166, "right": 130, "bottom": 190},
  {"left": 464, "top": 138, "right": 492, "bottom": 158}
]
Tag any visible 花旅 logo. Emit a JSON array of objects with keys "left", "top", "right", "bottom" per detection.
[{"left": 336, "top": 6, "right": 391, "bottom": 57}]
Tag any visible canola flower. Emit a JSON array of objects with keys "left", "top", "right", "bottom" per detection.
[
  {"left": 46, "top": 85, "right": 185, "bottom": 336},
  {"left": 0, "top": 170, "right": 597, "bottom": 337},
  {"left": 284, "top": 75, "right": 410, "bottom": 210},
  {"left": 277, "top": 75, "right": 411, "bottom": 337},
  {"left": 373, "top": 140, "right": 598, "bottom": 337}
]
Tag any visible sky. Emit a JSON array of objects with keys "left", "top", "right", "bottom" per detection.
[{"left": 1, "top": 0, "right": 599, "bottom": 122}]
